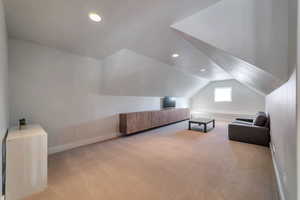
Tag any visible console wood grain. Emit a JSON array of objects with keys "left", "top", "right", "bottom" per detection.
[{"left": 120, "top": 108, "right": 190, "bottom": 135}]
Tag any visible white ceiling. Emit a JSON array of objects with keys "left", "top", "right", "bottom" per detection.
[
  {"left": 171, "top": 0, "right": 289, "bottom": 81},
  {"left": 176, "top": 31, "right": 284, "bottom": 95},
  {"left": 3, "top": 0, "right": 289, "bottom": 94},
  {"left": 170, "top": 0, "right": 289, "bottom": 95},
  {"left": 3, "top": 0, "right": 232, "bottom": 81},
  {"left": 100, "top": 48, "right": 210, "bottom": 97}
]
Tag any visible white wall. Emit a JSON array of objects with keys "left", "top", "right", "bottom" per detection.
[
  {"left": 298, "top": 0, "right": 300, "bottom": 198},
  {"left": 265, "top": 1, "right": 299, "bottom": 200},
  {"left": 266, "top": 71, "right": 297, "bottom": 200},
  {"left": 0, "top": 0, "right": 8, "bottom": 136},
  {"left": 8, "top": 39, "right": 190, "bottom": 153},
  {"left": 288, "top": 0, "right": 298, "bottom": 76},
  {"left": 191, "top": 79, "right": 265, "bottom": 120},
  {"left": 262, "top": 1, "right": 298, "bottom": 199},
  {"left": 0, "top": 0, "right": 8, "bottom": 195}
]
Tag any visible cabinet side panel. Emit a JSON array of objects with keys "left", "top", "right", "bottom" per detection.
[{"left": 119, "top": 114, "right": 127, "bottom": 134}]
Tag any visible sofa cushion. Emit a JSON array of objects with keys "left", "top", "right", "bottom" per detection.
[
  {"left": 253, "top": 112, "right": 268, "bottom": 127},
  {"left": 233, "top": 120, "right": 253, "bottom": 126}
]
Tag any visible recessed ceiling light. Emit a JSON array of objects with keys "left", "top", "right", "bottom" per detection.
[
  {"left": 89, "top": 12, "right": 102, "bottom": 22},
  {"left": 172, "top": 54, "right": 179, "bottom": 58},
  {"left": 200, "top": 69, "right": 206, "bottom": 72}
]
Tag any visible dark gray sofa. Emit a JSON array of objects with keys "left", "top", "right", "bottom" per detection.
[{"left": 228, "top": 112, "right": 270, "bottom": 146}]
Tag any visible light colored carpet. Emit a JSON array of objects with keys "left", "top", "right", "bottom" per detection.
[{"left": 24, "top": 121, "right": 278, "bottom": 200}]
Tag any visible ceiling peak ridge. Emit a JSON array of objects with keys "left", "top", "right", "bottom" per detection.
[
  {"left": 170, "top": 29, "right": 284, "bottom": 84},
  {"left": 172, "top": 30, "right": 284, "bottom": 95},
  {"left": 105, "top": 48, "right": 210, "bottom": 82}
]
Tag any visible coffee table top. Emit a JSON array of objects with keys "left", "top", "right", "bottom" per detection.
[{"left": 189, "top": 118, "right": 214, "bottom": 123}]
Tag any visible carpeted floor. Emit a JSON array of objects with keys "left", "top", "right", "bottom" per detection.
[{"left": 24, "top": 121, "right": 278, "bottom": 200}]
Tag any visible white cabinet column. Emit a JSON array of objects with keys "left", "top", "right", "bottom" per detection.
[{"left": 6, "top": 125, "right": 48, "bottom": 200}]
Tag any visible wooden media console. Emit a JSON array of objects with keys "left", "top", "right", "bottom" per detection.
[{"left": 119, "top": 108, "right": 190, "bottom": 135}]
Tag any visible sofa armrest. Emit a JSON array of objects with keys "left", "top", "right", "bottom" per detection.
[
  {"left": 235, "top": 118, "right": 254, "bottom": 123},
  {"left": 228, "top": 123, "right": 270, "bottom": 146}
]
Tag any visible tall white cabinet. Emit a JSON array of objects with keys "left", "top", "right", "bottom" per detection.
[{"left": 6, "top": 125, "right": 48, "bottom": 200}]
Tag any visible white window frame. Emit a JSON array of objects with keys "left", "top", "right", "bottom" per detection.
[{"left": 214, "top": 87, "right": 232, "bottom": 102}]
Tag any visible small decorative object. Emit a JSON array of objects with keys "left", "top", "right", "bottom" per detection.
[{"left": 19, "top": 118, "right": 27, "bottom": 130}]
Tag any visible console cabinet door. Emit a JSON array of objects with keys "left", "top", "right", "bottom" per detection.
[
  {"left": 135, "top": 112, "right": 152, "bottom": 132},
  {"left": 121, "top": 112, "right": 152, "bottom": 134},
  {"left": 124, "top": 113, "right": 137, "bottom": 134},
  {"left": 151, "top": 111, "right": 164, "bottom": 127}
]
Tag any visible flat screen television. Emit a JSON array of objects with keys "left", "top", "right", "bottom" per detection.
[{"left": 162, "top": 97, "right": 176, "bottom": 108}]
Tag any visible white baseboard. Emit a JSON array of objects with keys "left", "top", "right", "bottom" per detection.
[
  {"left": 48, "top": 134, "right": 118, "bottom": 155},
  {"left": 191, "top": 111, "right": 254, "bottom": 122},
  {"left": 213, "top": 118, "right": 232, "bottom": 122},
  {"left": 270, "top": 144, "right": 286, "bottom": 200}
]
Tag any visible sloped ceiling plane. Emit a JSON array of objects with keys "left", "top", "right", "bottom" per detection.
[{"left": 4, "top": 0, "right": 289, "bottom": 96}]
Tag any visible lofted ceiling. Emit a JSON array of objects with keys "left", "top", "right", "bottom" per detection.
[
  {"left": 170, "top": 0, "right": 288, "bottom": 95},
  {"left": 171, "top": 0, "right": 289, "bottom": 82},
  {"left": 3, "top": 0, "right": 218, "bottom": 61},
  {"left": 175, "top": 31, "right": 284, "bottom": 95},
  {"left": 100, "top": 48, "right": 210, "bottom": 97},
  {"left": 3, "top": 0, "right": 289, "bottom": 95},
  {"left": 3, "top": 0, "right": 229, "bottom": 82}
]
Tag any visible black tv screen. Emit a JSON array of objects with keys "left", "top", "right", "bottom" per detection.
[{"left": 163, "top": 97, "right": 176, "bottom": 108}]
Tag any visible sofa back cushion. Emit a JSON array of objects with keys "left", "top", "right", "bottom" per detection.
[{"left": 254, "top": 112, "right": 268, "bottom": 127}]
